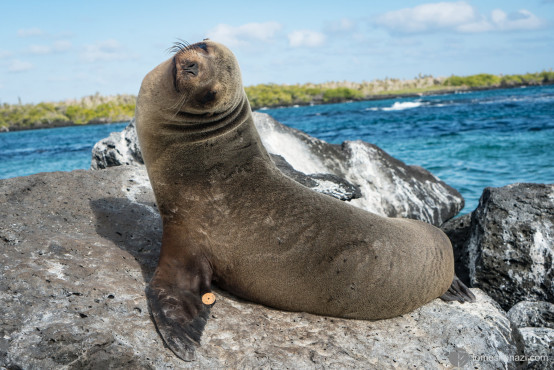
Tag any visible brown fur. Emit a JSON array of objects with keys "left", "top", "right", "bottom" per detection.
[{"left": 136, "top": 40, "right": 460, "bottom": 360}]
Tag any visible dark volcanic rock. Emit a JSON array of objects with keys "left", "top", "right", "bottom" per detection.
[
  {"left": 443, "top": 184, "right": 554, "bottom": 311},
  {"left": 91, "top": 112, "right": 464, "bottom": 226},
  {"left": 1, "top": 168, "right": 523, "bottom": 369},
  {"left": 441, "top": 213, "right": 472, "bottom": 285},
  {"left": 466, "top": 184, "right": 554, "bottom": 310}
]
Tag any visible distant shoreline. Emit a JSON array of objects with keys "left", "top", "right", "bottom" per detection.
[
  {"left": 1, "top": 77, "right": 553, "bottom": 133},
  {"left": 255, "top": 83, "right": 543, "bottom": 110},
  {"left": 2, "top": 119, "right": 127, "bottom": 133}
]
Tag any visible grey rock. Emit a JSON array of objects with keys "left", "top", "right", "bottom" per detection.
[
  {"left": 464, "top": 183, "right": 554, "bottom": 310},
  {"left": 270, "top": 154, "right": 362, "bottom": 201},
  {"left": 1, "top": 168, "right": 523, "bottom": 369},
  {"left": 507, "top": 301, "right": 554, "bottom": 369},
  {"left": 91, "top": 118, "right": 143, "bottom": 169},
  {"left": 91, "top": 112, "right": 464, "bottom": 226},
  {"left": 518, "top": 328, "right": 554, "bottom": 369},
  {"left": 507, "top": 301, "right": 554, "bottom": 329}
]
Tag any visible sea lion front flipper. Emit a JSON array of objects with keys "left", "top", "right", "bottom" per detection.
[
  {"left": 146, "top": 254, "right": 214, "bottom": 361},
  {"left": 440, "top": 275, "right": 476, "bottom": 303}
]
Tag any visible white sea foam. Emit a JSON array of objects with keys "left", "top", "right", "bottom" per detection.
[
  {"left": 256, "top": 121, "right": 328, "bottom": 174},
  {"left": 365, "top": 101, "right": 425, "bottom": 112},
  {"left": 382, "top": 101, "right": 423, "bottom": 111}
]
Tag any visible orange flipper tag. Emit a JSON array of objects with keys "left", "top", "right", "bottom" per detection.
[{"left": 202, "top": 292, "right": 216, "bottom": 305}]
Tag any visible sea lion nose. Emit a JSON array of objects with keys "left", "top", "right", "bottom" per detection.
[{"left": 183, "top": 62, "right": 198, "bottom": 77}]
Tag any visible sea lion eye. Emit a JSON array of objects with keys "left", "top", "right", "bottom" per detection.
[{"left": 194, "top": 42, "right": 209, "bottom": 52}]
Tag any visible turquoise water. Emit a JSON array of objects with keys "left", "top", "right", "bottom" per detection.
[
  {"left": 0, "top": 123, "right": 128, "bottom": 179},
  {"left": 1, "top": 85, "right": 553, "bottom": 215},
  {"left": 263, "top": 85, "right": 554, "bottom": 214}
]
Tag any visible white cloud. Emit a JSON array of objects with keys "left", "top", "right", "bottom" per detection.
[
  {"left": 81, "top": 39, "right": 128, "bottom": 62},
  {"left": 27, "top": 40, "right": 72, "bottom": 55},
  {"left": 375, "top": 2, "right": 478, "bottom": 33},
  {"left": 288, "top": 30, "right": 326, "bottom": 48},
  {"left": 206, "top": 22, "right": 282, "bottom": 47},
  {"left": 53, "top": 40, "right": 72, "bottom": 52},
  {"left": 8, "top": 60, "right": 34, "bottom": 73},
  {"left": 0, "top": 50, "right": 13, "bottom": 59},
  {"left": 28, "top": 45, "right": 51, "bottom": 55},
  {"left": 375, "top": 1, "right": 544, "bottom": 34},
  {"left": 490, "top": 9, "right": 544, "bottom": 31},
  {"left": 17, "top": 28, "right": 44, "bottom": 37},
  {"left": 326, "top": 18, "right": 357, "bottom": 33}
]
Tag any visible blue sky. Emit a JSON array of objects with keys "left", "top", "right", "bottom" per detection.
[{"left": 1, "top": 0, "right": 553, "bottom": 104}]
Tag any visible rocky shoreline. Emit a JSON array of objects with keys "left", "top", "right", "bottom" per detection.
[
  {"left": 254, "top": 81, "right": 553, "bottom": 111},
  {"left": 0, "top": 119, "right": 129, "bottom": 133},
  {"left": 1, "top": 113, "right": 552, "bottom": 368},
  {"left": 2, "top": 82, "right": 551, "bottom": 133}
]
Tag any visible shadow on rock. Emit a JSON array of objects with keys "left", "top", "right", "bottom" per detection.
[{"left": 90, "top": 197, "right": 162, "bottom": 283}]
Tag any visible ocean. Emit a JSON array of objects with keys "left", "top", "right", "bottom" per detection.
[{"left": 1, "top": 85, "right": 553, "bottom": 216}]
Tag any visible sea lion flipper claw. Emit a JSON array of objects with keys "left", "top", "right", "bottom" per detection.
[
  {"left": 440, "top": 275, "right": 476, "bottom": 303},
  {"left": 146, "top": 267, "right": 213, "bottom": 361}
]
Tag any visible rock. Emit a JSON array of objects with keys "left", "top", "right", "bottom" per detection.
[
  {"left": 441, "top": 213, "right": 472, "bottom": 285},
  {"left": 461, "top": 183, "right": 554, "bottom": 310},
  {"left": 518, "top": 328, "right": 554, "bottom": 369},
  {"left": 1, "top": 168, "right": 524, "bottom": 369},
  {"left": 508, "top": 301, "right": 554, "bottom": 329},
  {"left": 507, "top": 301, "right": 554, "bottom": 369},
  {"left": 91, "top": 112, "right": 464, "bottom": 226},
  {"left": 91, "top": 118, "right": 143, "bottom": 169},
  {"left": 270, "top": 154, "right": 362, "bottom": 201}
]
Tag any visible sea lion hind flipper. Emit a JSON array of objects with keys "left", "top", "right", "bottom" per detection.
[
  {"left": 440, "top": 275, "right": 476, "bottom": 303},
  {"left": 146, "top": 275, "right": 213, "bottom": 361}
]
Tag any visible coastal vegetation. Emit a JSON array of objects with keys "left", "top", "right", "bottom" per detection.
[
  {"left": 0, "top": 94, "right": 136, "bottom": 131},
  {"left": 1, "top": 71, "right": 553, "bottom": 131}
]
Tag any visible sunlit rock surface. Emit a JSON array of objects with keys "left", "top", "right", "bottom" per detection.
[{"left": 1, "top": 168, "right": 524, "bottom": 369}]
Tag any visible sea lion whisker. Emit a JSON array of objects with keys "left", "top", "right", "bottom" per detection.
[
  {"left": 171, "top": 94, "right": 192, "bottom": 120},
  {"left": 167, "top": 39, "right": 191, "bottom": 54},
  {"left": 168, "top": 39, "right": 208, "bottom": 56},
  {"left": 161, "top": 88, "right": 189, "bottom": 116},
  {"left": 164, "top": 92, "right": 188, "bottom": 112}
]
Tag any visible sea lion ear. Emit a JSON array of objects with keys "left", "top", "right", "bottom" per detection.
[{"left": 203, "top": 38, "right": 210, "bottom": 41}]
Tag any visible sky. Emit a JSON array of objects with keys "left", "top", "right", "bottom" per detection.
[{"left": 1, "top": 0, "right": 553, "bottom": 104}]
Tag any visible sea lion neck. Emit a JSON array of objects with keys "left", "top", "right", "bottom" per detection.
[
  {"left": 139, "top": 96, "right": 271, "bottom": 192},
  {"left": 159, "top": 91, "right": 251, "bottom": 142}
]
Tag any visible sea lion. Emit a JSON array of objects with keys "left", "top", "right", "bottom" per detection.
[{"left": 135, "top": 39, "right": 474, "bottom": 361}]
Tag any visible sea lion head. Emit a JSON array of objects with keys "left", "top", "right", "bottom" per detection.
[{"left": 136, "top": 39, "right": 245, "bottom": 126}]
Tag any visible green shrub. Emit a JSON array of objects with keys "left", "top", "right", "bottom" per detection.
[
  {"left": 445, "top": 74, "right": 501, "bottom": 87},
  {"left": 0, "top": 94, "right": 136, "bottom": 129},
  {"left": 322, "top": 87, "right": 363, "bottom": 102}
]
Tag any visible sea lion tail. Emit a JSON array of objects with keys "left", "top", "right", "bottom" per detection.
[
  {"left": 146, "top": 268, "right": 215, "bottom": 361},
  {"left": 440, "top": 275, "right": 476, "bottom": 303}
]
